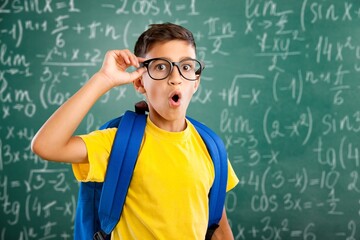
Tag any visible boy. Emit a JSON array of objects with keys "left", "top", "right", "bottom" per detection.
[{"left": 32, "top": 23, "right": 239, "bottom": 239}]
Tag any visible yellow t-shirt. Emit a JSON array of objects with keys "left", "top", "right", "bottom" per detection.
[{"left": 73, "top": 117, "right": 239, "bottom": 240}]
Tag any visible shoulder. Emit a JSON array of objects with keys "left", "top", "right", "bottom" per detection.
[
  {"left": 186, "top": 117, "right": 220, "bottom": 139},
  {"left": 79, "top": 128, "right": 117, "bottom": 148}
]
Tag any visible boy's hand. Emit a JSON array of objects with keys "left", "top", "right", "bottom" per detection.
[{"left": 99, "top": 49, "right": 147, "bottom": 87}]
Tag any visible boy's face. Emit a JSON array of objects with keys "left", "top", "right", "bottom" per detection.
[{"left": 136, "top": 40, "right": 200, "bottom": 130}]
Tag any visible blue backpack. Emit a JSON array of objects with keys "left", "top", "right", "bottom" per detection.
[{"left": 74, "top": 102, "right": 228, "bottom": 240}]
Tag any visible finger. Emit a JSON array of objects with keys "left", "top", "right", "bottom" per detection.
[
  {"left": 126, "top": 50, "right": 140, "bottom": 67},
  {"left": 129, "top": 66, "right": 147, "bottom": 81},
  {"left": 137, "top": 57, "right": 147, "bottom": 63},
  {"left": 129, "top": 54, "right": 139, "bottom": 68},
  {"left": 117, "top": 50, "right": 132, "bottom": 65},
  {"left": 120, "top": 50, "right": 143, "bottom": 68},
  {"left": 134, "top": 57, "right": 146, "bottom": 69}
]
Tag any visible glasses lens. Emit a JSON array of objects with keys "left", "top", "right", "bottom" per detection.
[
  {"left": 148, "top": 59, "right": 171, "bottom": 80},
  {"left": 179, "top": 59, "right": 201, "bottom": 80}
]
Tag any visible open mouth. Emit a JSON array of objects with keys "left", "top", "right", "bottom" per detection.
[
  {"left": 169, "top": 91, "right": 181, "bottom": 106},
  {"left": 172, "top": 94, "right": 180, "bottom": 102}
]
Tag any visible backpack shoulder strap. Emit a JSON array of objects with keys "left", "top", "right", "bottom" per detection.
[
  {"left": 98, "top": 110, "right": 147, "bottom": 234},
  {"left": 187, "top": 117, "right": 228, "bottom": 233}
]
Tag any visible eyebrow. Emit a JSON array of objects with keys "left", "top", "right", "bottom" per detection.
[{"left": 145, "top": 56, "right": 197, "bottom": 62}]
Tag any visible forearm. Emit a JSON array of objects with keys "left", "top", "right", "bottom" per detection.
[
  {"left": 211, "top": 208, "right": 234, "bottom": 240},
  {"left": 31, "top": 72, "right": 112, "bottom": 162}
]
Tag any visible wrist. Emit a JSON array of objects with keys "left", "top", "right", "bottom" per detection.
[{"left": 91, "top": 71, "right": 117, "bottom": 89}]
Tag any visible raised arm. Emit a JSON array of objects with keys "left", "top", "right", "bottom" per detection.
[{"left": 31, "top": 50, "right": 146, "bottom": 163}]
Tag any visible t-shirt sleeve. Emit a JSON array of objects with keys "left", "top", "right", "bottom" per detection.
[
  {"left": 72, "top": 128, "right": 117, "bottom": 182},
  {"left": 226, "top": 160, "right": 239, "bottom": 192}
]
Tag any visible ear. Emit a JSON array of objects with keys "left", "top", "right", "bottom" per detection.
[{"left": 133, "top": 77, "right": 146, "bottom": 94}]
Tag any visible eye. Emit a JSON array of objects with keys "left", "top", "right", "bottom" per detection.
[
  {"left": 155, "top": 63, "right": 167, "bottom": 71},
  {"left": 182, "top": 64, "right": 192, "bottom": 71},
  {"left": 181, "top": 61, "right": 194, "bottom": 72}
]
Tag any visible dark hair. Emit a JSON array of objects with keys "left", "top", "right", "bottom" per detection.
[{"left": 134, "top": 22, "right": 196, "bottom": 57}]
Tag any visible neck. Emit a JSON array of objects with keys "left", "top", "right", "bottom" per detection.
[{"left": 148, "top": 113, "right": 187, "bottom": 132}]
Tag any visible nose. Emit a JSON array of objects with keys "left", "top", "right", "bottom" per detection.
[{"left": 168, "top": 65, "right": 183, "bottom": 85}]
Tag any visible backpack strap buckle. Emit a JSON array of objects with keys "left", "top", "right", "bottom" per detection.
[
  {"left": 205, "top": 224, "right": 219, "bottom": 240},
  {"left": 93, "top": 230, "right": 108, "bottom": 240}
]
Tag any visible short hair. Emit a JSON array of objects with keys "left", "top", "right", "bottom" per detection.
[{"left": 134, "top": 22, "right": 196, "bottom": 57}]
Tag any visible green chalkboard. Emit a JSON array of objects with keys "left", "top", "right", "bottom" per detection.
[{"left": 1, "top": 0, "right": 360, "bottom": 239}]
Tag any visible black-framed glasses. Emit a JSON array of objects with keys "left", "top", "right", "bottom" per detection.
[{"left": 140, "top": 58, "right": 204, "bottom": 81}]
